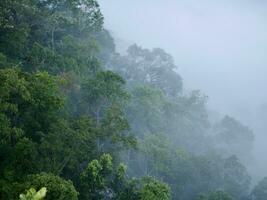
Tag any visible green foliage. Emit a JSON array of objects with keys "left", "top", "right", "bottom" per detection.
[
  {"left": 19, "top": 187, "right": 47, "bottom": 200},
  {"left": 0, "top": 0, "right": 257, "bottom": 199},
  {"left": 140, "top": 177, "right": 171, "bottom": 200},
  {"left": 126, "top": 86, "right": 166, "bottom": 136},
  {"left": 222, "top": 155, "right": 251, "bottom": 199},
  {"left": 109, "top": 44, "right": 183, "bottom": 97},
  {"left": 39, "top": 118, "right": 97, "bottom": 175},
  {"left": 0, "top": 0, "right": 103, "bottom": 74},
  {"left": 25, "top": 173, "right": 78, "bottom": 200},
  {"left": 80, "top": 70, "right": 135, "bottom": 152},
  {"left": 0, "top": 68, "right": 63, "bottom": 188},
  {"left": 81, "top": 71, "right": 129, "bottom": 119},
  {"left": 213, "top": 116, "right": 254, "bottom": 162},
  {"left": 79, "top": 154, "right": 127, "bottom": 200},
  {"left": 0, "top": 52, "right": 9, "bottom": 68},
  {"left": 0, "top": 68, "right": 63, "bottom": 143}
]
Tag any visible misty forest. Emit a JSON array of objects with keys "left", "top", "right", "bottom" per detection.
[{"left": 0, "top": 0, "right": 267, "bottom": 200}]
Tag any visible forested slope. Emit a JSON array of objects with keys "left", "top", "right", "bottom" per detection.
[{"left": 0, "top": 0, "right": 265, "bottom": 199}]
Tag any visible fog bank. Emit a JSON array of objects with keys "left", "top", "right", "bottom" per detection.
[{"left": 98, "top": 0, "right": 267, "bottom": 182}]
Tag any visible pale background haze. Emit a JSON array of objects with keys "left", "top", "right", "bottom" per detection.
[{"left": 98, "top": 0, "right": 267, "bottom": 183}]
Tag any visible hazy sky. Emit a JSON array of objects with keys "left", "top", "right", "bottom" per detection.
[
  {"left": 98, "top": 0, "right": 267, "bottom": 113},
  {"left": 98, "top": 0, "right": 267, "bottom": 180}
]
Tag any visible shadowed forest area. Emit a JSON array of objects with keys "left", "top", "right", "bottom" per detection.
[{"left": 0, "top": 0, "right": 266, "bottom": 200}]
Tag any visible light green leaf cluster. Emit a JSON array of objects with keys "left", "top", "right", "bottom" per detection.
[{"left": 19, "top": 187, "right": 47, "bottom": 200}]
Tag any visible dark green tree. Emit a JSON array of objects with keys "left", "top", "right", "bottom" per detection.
[{"left": 24, "top": 173, "right": 78, "bottom": 200}]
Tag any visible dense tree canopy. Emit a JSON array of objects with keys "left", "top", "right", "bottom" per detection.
[{"left": 0, "top": 0, "right": 261, "bottom": 200}]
